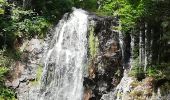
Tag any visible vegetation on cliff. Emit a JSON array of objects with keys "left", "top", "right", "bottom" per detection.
[{"left": 0, "top": 49, "right": 16, "bottom": 99}]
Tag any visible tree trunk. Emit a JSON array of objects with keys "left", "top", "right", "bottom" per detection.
[
  {"left": 139, "top": 23, "right": 145, "bottom": 68},
  {"left": 144, "top": 23, "right": 148, "bottom": 71}
]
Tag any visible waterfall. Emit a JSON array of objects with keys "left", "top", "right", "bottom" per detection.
[
  {"left": 118, "top": 22, "right": 124, "bottom": 68},
  {"left": 39, "top": 9, "right": 88, "bottom": 100}
]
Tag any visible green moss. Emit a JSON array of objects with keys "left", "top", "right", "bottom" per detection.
[
  {"left": 89, "top": 26, "right": 98, "bottom": 59},
  {"left": 31, "top": 64, "right": 43, "bottom": 86}
]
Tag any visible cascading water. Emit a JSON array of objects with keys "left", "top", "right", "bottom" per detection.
[{"left": 39, "top": 9, "right": 88, "bottom": 100}]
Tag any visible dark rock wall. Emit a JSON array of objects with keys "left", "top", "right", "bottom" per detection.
[{"left": 83, "top": 16, "right": 124, "bottom": 100}]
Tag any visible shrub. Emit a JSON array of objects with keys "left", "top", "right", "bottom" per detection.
[
  {"left": 0, "top": 67, "right": 8, "bottom": 81},
  {"left": 129, "top": 58, "right": 145, "bottom": 80},
  {"left": 0, "top": 4, "right": 50, "bottom": 48},
  {"left": 6, "top": 7, "right": 50, "bottom": 38},
  {"left": 0, "top": 49, "right": 16, "bottom": 100},
  {"left": 0, "top": 87, "right": 16, "bottom": 100},
  {"left": 146, "top": 64, "right": 170, "bottom": 80}
]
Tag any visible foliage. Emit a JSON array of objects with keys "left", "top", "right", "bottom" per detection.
[
  {"left": 73, "top": 0, "right": 97, "bottom": 11},
  {"left": 32, "top": 0, "right": 73, "bottom": 20},
  {"left": 0, "top": 50, "right": 16, "bottom": 100},
  {"left": 146, "top": 64, "right": 170, "bottom": 80},
  {"left": 99, "top": 0, "right": 144, "bottom": 31},
  {"left": 129, "top": 58, "right": 145, "bottom": 80},
  {"left": 32, "top": 0, "right": 98, "bottom": 20},
  {"left": 0, "top": 0, "right": 99, "bottom": 49},
  {"left": 147, "top": 66, "right": 163, "bottom": 79},
  {"left": 0, "top": 87, "right": 16, "bottom": 100},
  {"left": 4, "top": 49, "right": 22, "bottom": 61},
  {"left": 130, "top": 62, "right": 170, "bottom": 81},
  {"left": 0, "top": 49, "right": 12, "bottom": 68},
  {"left": 2, "top": 7, "right": 50, "bottom": 36},
  {"left": 0, "top": 5, "right": 50, "bottom": 48},
  {"left": 0, "top": 67, "right": 8, "bottom": 81},
  {"left": 0, "top": 0, "right": 5, "bottom": 14}
]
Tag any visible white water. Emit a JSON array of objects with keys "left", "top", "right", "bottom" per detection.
[
  {"left": 39, "top": 9, "right": 88, "bottom": 100},
  {"left": 118, "top": 22, "right": 124, "bottom": 69}
]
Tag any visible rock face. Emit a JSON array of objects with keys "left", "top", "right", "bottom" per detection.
[
  {"left": 83, "top": 15, "right": 124, "bottom": 100},
  {"left": 5, "top": 38, "right": 47, "bottom": 100}
]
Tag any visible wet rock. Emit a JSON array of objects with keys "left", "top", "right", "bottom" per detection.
[
  {"left": 7, "top": 37, "right": 47, "bottom": 100},
  {"left": 84, "top": 15, "right": 124, "bottom": 100},
  {"left": 83, "top": 89, "right": 93, "bottom": 100}
]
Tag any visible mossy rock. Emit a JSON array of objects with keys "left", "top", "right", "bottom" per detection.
[{"left": 30, "top": 64, "right": 43, "bottom": 86}]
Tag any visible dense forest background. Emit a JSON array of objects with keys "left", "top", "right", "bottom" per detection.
[{"left": 0, "top": 0, "right": 170, "bottom": 99}]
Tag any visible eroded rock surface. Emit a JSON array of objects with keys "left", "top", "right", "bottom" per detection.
[
  {"left": 5, "top": 38, "right": 47, "bottom": 100},
  {"left": 83, "top": 15, "right": 124, "bottom": 100}
]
